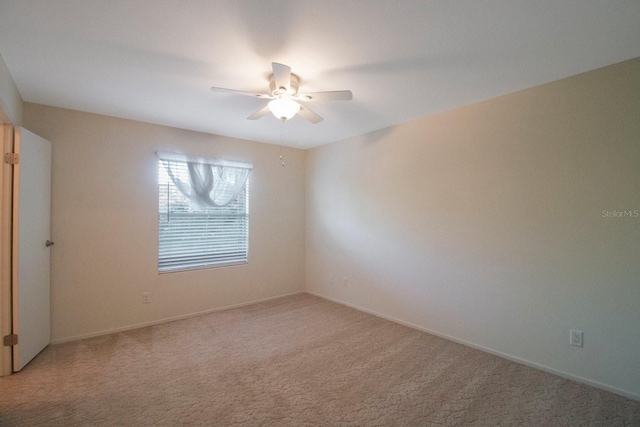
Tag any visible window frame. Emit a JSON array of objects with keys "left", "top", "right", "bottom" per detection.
[{"left": 157, "top": 157, "right": 250, "bottom": 274}]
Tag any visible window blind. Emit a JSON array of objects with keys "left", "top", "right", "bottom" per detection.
[{"left": 158, "top": 159, "right": 249, "bottom": 272}]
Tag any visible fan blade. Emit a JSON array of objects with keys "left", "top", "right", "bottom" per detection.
[
  {"left": 211, "top": 87, "right": 271, "bottom": 99},
  {"left": 298, "top": 105, "right": 323, "bottom": 124},
  {"left": 272, "top": 62, "right": 291, "bottom": 92},
  {"left": 247, "top": 105, "right": 271, "bottom": 120},
  {"left": 297, "top": 90, "right": 353, "bottom": 102}
]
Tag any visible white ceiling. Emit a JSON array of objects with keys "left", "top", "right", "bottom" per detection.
[{"left": 1, "top": 1, "right": 639, "bottom": 149}]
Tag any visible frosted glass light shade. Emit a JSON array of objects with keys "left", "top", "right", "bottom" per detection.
[{"left": 268, "top": 97, "right": 301, "bottom": 121}]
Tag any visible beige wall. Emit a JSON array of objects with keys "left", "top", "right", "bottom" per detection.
[
  {"left": 0, "top": 52, "right": 22, "bottom": 125},
  {"left": 24, "top": 104, "right": 306, "bottom": 342},
  {"left": 306, "top": 58, "right": 640, "bottom": 398}
]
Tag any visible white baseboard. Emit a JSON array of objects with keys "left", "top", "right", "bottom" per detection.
[
  {"left": 305, "top": 290, "right": 640, "bottom": 402},
  {"left": 51, "top": 291, "right": 305, "bottom": 345}
]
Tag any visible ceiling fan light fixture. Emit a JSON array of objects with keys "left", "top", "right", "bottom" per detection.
[
  {"left": 268, "top": 95, "right": 300, "bottom": 121},
  {"left": 211, "top": 62, "right": 350, "bottom": 124}
]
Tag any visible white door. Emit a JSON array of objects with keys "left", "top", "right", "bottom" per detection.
[{"left": 12, "top": 127, "right": 51, "bottom": 371}]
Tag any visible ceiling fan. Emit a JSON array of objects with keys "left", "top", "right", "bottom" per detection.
[{"left": 210, "top": 62, "right": 353, "bottom": 124}]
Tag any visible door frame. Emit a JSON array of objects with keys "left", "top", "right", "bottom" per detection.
[{"left": 0, "top": 121, "right": 14, "bottom": 376}]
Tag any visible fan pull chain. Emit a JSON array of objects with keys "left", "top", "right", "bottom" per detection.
[{"left": 280, "top": 119, "right": 285, "bottom": 166}]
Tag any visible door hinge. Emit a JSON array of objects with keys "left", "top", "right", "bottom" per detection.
[
  {"left": 4, "top": 153, "right": 19, "bottom": 165},
  {"left": 3, "top": 334, "right": 18, "bottom": 346}
]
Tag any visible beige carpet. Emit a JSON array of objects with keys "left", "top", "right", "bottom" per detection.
[{"left": 0, "top": 293, "right": 638, "bottom": 426}]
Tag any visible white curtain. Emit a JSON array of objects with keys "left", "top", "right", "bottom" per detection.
[{"left": 157, "top": 152, "right": 252, "bottom": 208}]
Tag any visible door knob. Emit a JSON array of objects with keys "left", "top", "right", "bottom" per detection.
[{"left": 45, "top": 240, "right": 54, "bottom": 247}]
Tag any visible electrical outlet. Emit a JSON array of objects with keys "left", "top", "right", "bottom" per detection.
[
  {"left": 570, "top": 329, "right": 583, "bottom": 347},
  {"left": 143, "top": 292, "right": 151, "bottom": 304}
]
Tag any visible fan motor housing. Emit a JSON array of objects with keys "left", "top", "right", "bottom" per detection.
[{"left": 270, "top": 73, "right": 300, "bottom": 96}]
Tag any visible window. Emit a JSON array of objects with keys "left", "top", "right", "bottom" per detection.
[{"left": 158, "top": 155, "right": 250, "bottom": 273}]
